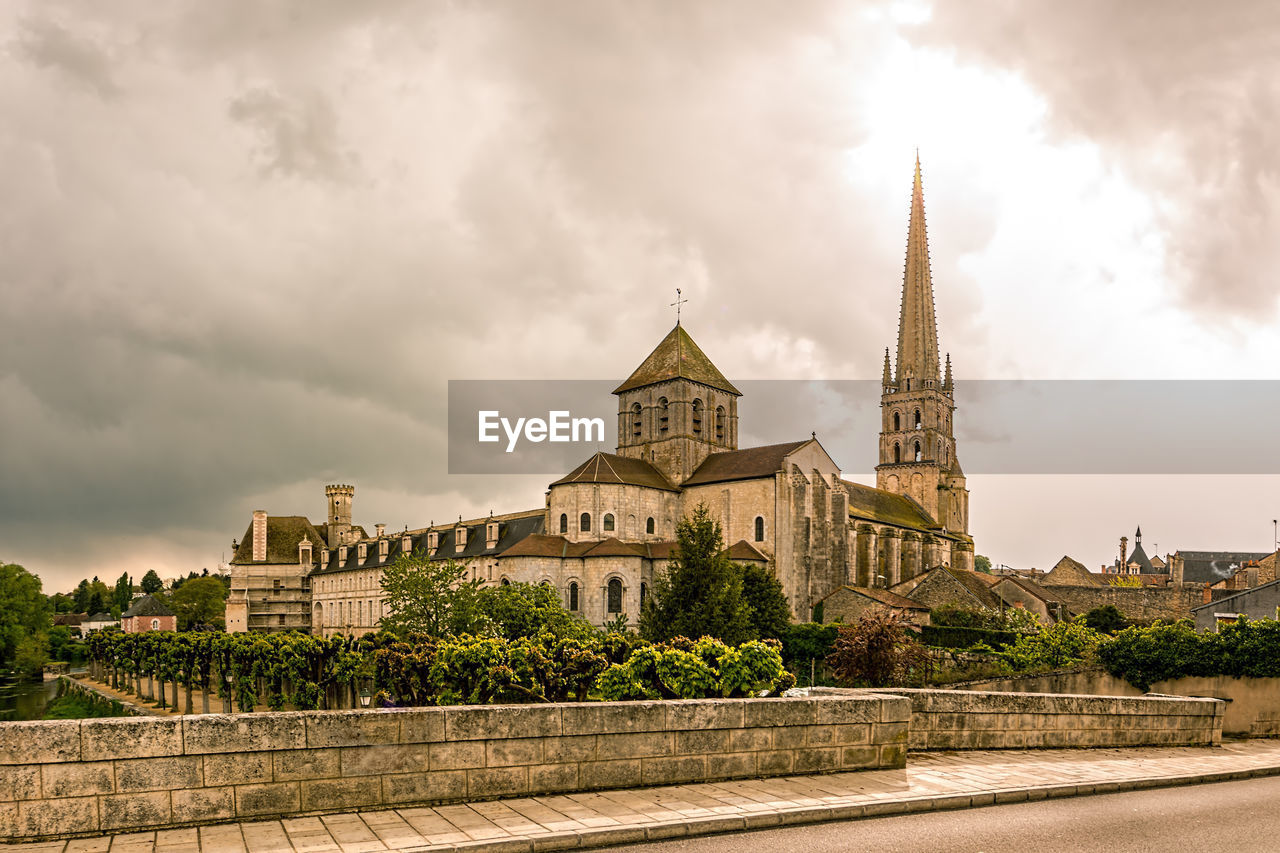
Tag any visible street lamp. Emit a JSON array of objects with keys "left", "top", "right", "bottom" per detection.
[{"left": 359, "top": 688, "right": 371, "bottom": 708}]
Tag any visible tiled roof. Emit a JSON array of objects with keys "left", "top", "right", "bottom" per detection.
[
  {"left": 613, "top": 324, "right": 740, "bottom": 395},
  {"left": 230, "top": 515, "right": 327, "bottom": 565},
  {"left": 724, "top": 540, "right": 770, "bottom": 563},
  {"left": 122, "top": 594, "right": 173, "bottom": 618},
  {"left": 842, "top": 480, "right": 938, "bottom": 531},
  {"left": 821, "top": 585, "right": 930, "bottom": 611},
  {"left": 551, "top": 453, "right": 678, "bottom": 492},
  {"left": 683, "top": 441, "right": 811, "bottom": 487}
]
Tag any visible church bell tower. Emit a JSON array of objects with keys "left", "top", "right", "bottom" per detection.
[{"left": 875, "top": 156, "right": 969, "bottom": 535}]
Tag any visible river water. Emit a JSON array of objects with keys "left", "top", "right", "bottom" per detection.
[{"left": 0, "top": 678, "right": 60, "bottom": 721}]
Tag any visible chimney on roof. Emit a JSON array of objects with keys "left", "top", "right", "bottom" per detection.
[
  {"left": 252, "top": 511, "right": 267, "bottom": 562},
  {"left": 375, "top": 523, "right": 386, "bottom": 538},
  {"left": 1171, "top": 553, "right": 1184, "bottom": 586},
  {"left": 1120, "top": 536, "right": 1128, "bottom": 573}
]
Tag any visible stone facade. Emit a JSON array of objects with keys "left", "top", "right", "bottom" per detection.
[{"left": 0, "top": 695, "right": 909, "bottom": 842}]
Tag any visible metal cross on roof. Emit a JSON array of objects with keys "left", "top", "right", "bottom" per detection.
[{"left": 670, "top": 288, "right": 688, "bottom": 323}]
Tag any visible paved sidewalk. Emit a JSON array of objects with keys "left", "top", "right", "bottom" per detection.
[{"left": 9, "top": 740, "right": 1280, "bottom": 853}]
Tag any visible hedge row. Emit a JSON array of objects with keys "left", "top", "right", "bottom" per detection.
[{"left": 920, "top": 624, "right": 1019, "bottom": 651}]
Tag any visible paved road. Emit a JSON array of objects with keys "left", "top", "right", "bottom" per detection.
[{"left": 604, "top": 775, "right": 1280, "bottom": 853}]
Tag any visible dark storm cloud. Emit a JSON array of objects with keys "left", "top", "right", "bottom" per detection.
[
  {"left": 909, "top": 0, "right": 1280, "bottom": 320},
  {"left": 3, "top": 0, "right": 932, "bottom": 588}
]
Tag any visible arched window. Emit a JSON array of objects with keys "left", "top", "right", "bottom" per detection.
[
  {"left": 640, "top": 582, "right": 648, "bottom": 608},
  {"left": 914, "top": 441, "right": 922, "bottom": 462},
  {"left": 603, "top": 513, "right": 615, "bottom": 532},
  {"left": 646, "top": 517, "right": 655, "bottom": 535},
  {"left": 607, "top": 578, "right": 623, "bottom": 613},
  {"left": 692, "top": 399, "right": 703, "bottom": 434},
  {"left": 500, "top": 578, "right": 511, "bottom": 587},
  {"left": 658, "top": 398, "right": 669, "bottom": 432},
  {"left": 754, "top": 516, "right": 765, "bottom": 542},
  {"left": 631, "top": 402, "right": 642, "bottom": 438},
  {"left": 580, "top": 512, "right": 591, "bottom": 533},
  {"left": 894, "top": 442, "right": 901, "bottom": 463},
  {"left": 559, "top": 513, "right": 568, "bottom": 534},
  {"left": 715, "top": 406, "right": 725, "bottom": 442},
  {"left": 893, "top": 411, "right": 901, "bottom": 430},
  {"left": 569, "top": 582, "right": 579, "bottom": 612},
  {"left": 914, "top": 409, "right": 922, "bottom": 429},
  {"left": 151, "top": 619, "right": 159, "bottom": 630}
]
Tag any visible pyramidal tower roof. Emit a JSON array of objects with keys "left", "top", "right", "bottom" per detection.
[
  {"left": 614, "top": 324, "right": 740, "bottom": 395},
  {"left": 894, "top": 154, "right": 941, "bottom": 385}
]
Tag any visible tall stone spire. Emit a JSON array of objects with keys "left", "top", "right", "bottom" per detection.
[
  {"left": 882, "top": 348, "right": 893, "bottom": 387},
  {"left": 894, "top": 154, "right": 941, "bottom": 387}
]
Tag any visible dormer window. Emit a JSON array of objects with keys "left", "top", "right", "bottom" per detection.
[
  {"left": 321, "top": 550, "right": 329, "bottom": 566},
  {"left": 486, "top": 521, "right": 499, "bottom": 546},
  {"left": 379, "top": 539, "right": 388, "bottom": 559},
  {"left": 299, "top": 539, "right": 312, "bottom": 567},
  {"left": 402, "top": 535, "right": 412, "bottom": 553},
  {"left": 339, "top": 546, "right": 348, "bottom": 563},
  {"left": 455, "top": 526, "right": 467, "bottom": 553},
  {"left": 427, "top": 531, "right": 439, "bottom": 552},
  {"left": 358, "top": 543, "right": 367, "bottom": 562}
]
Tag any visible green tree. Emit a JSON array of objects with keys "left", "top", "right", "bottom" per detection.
[
  {"left": 380, "top": 554, "right": 483, "bottom": 637},
  {"left": 739, "top": 563, "right": 790, "bottom": 640},
  {"left": 1083, "top": 605, "right": 1126, "bottom": 634},
  {"left": 974, "top": 554, "right": 992, "bottom": 573},
  {"left": 72, "top": 579, "right": 92, "bottom": 613},
  {"left": 475, "top": 582, "right": 592, "bottom": 641},
  {"left": 86, "top": 590, "right": 106, "bottom": 616},
  {"left": 640, "top": 504, "right": 752, "bottom": 645},
  {"left": 113, "top": 573, "right": 133, "bottom": 612},
  {"left": 170, "top": 576, "right": 228, "bottom": 630},
  {"left": 1005, "top": 618, "right": 1101, "bottom": 671},
  {"left": 140, "top": 570, "right": 164, "bottom": 595},
  {"left": 0, "top": 563, "right": 52, "bottom": 675}
]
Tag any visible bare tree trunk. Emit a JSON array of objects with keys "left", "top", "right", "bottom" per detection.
[
  {"left": 184, "top": 681, "right": 193, "bottom": 715},
  {"left": 157, "top": 678, "right": 166, "bottom": 709},
  {"left": 201, "top": 682, "right": 210, "bottom": 715}
]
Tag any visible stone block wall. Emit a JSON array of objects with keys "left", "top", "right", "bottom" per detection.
[
  {"left": 0, "top": 694, "right": 910, "bottom": 843},
  {"left": 872, "top": 689, "right": 1223, "bottom": 750}
]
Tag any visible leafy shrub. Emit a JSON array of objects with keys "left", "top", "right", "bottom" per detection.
[
  {"left": 1004, "top": 618, "right": 1101, "bottom": 672},
  {"left": 920, "top": 624, "right": 1019, "bottom": 651},
  {"left": 595, "top": 637, "right": 790, "bottom": 700},
  {"left": 826, "top": 612, "right": 928, "bottom": 688}
]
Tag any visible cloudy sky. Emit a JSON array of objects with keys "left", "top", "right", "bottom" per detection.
[{"left": 3, "top": 0, "right": 1279, "bottom": 592}]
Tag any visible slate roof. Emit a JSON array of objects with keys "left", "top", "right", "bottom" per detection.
[
  {"left": 1190, "top": 577, "right": 1280, "bottom": 613},
  {"left": 230, "top": 515, "right": 328, "bottom": 565},
  {"left": 842, "top": 480, "right": 939, "bottom": 531},
  {"left": 122, "top": 595, "right": 174, "bottom": 618},
  {"left": 551, "top": 452, "right": 678, "bottom": 492},
  {"left": 1174, "top": 551, "right": 1273, "bottom": 585},
  {"left": 613, "top": 324, "right": 741, "bottom": 396},
  {"left": 86, "top": 613, "right": 114, "bottom": 622},
  {"left": 312, "top": 511, "right": 545, "bottom": 575},
  {"left": 1126, "top": 534, "right": 1156, "bottom": 573},
  {"left": 682, "top": 441, "right": 811, "bottom": 487}
]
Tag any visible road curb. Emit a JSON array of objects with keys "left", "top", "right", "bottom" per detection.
[{"left": 403, "top": 761, "right": 1280, "bottom": 852}]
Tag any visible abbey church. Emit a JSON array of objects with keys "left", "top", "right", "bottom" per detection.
[{"left": 226, "top": 159, "right": 974, "bottom": 635}]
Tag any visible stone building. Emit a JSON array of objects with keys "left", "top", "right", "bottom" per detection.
[{"left": 226, "top": 158, "right": 976, "bottom": 632}]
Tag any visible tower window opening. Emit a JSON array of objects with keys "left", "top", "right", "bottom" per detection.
[
  {"left": 715, "top": 406, "right": 725, "bottom": 442},
  {"left": 631, "top": 402, "right": 642, "bottom": 438},
  {"left": 914, "top": 441, "right": 922, "bottom": 462},
  {"left": 568, "top": 582, "right": 579, "bottom": 611},
  {"left": 692, "top": 399, "right": 703, "bottom": 434},
  {"left": 893, "top": 411, "right": 900, "bottom": 430},
  {"left": 559, "top": 513, "right": 568, "bottom": 534},
  {"left": 659, "top": 398, "right": 669, "bottom": 432},
  {"left": 894, "top": 442, "right": 901, "bottom": 463},
  {"left": 914, "top": 409, "right": 922, "bottom": 429}
]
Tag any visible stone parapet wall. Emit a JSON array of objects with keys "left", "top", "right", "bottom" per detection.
[
  {"left": 0, "top": 694, "right": 910, "bottom": 843},
  {"left": 869, "top": 688, "right": 1223, "bottom": 751}
]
